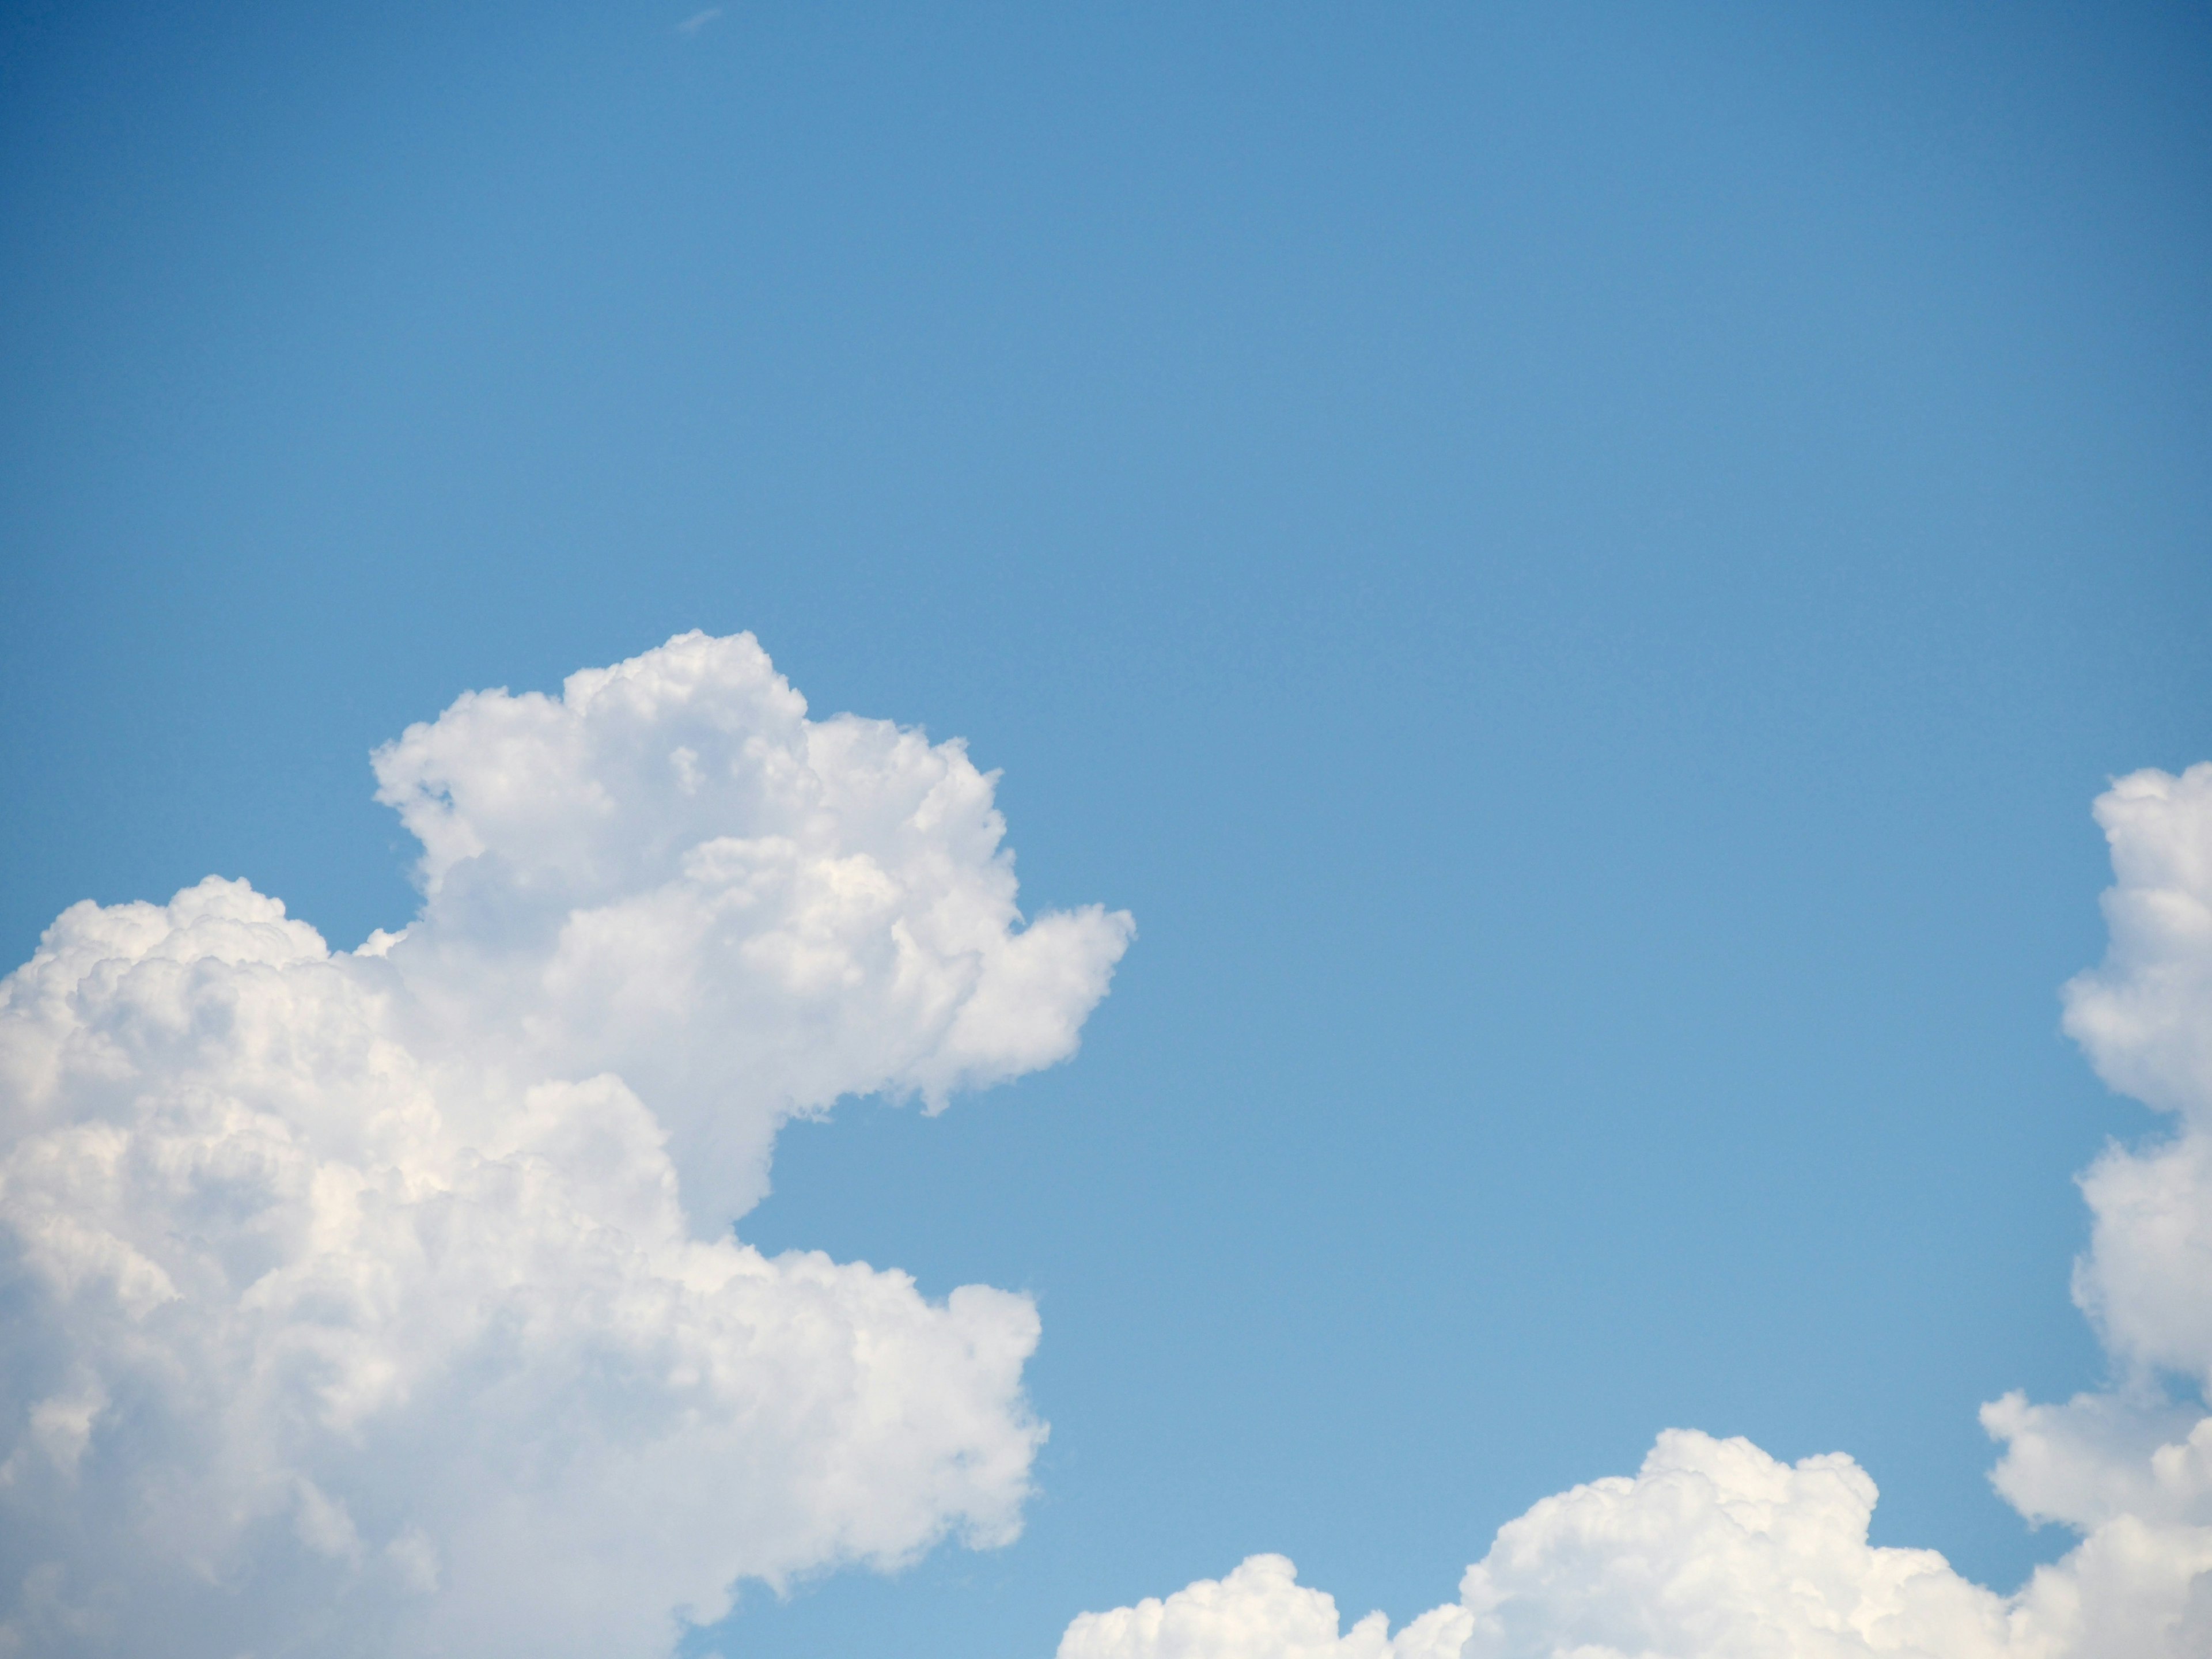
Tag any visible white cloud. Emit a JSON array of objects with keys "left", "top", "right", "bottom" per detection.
[
  {"left": 1059, "top": 765, "right": 2212, "bottom": 1659},
  {"left": 368, "top": 630, "right": 1131, "bottom": 1229},
  {"left": 0, "top": 631, "right": 1132, "bottom": 1658},
  {"left": 1059, "top": 1554, "right": 1473, "bottom": 1659},
  {"left": 2061, "top": 764, "right": 2212, "bottom": 1131},
  {"left": 2059, "top": 763, "right": 2212, "bottom": 1391}
]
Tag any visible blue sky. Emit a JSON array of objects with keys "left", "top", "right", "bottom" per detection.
[{"left": 3, "top": 4, "right": 2210, "bottom": 1656}]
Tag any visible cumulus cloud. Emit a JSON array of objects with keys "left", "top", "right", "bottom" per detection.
[
  {"left": 0, "top": 631, "right": 1131, "bottom": 1658},
  {"left": 1060, "top": 1554, "right": 1472, "bottom": 1659},
  {"left": 2058, "top": 763, "right": 2212, "bottom": 1391},
  {"left": 1059, "top": 764, "right": 2212, "bottom": 1659}
]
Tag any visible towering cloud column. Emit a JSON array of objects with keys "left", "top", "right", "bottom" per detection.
[
  {"left": 0, "top": 631, "right": 1132, "bottom": 1659},
  {"left": 1059, "top": 766, "right": 2212, "bottom": 1659}
]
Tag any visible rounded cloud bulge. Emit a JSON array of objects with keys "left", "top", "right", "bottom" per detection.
[
  {"left": 369, "top": 628, "right": 1135, "bottom": 1230},
  {"left": 1057, "top": 766, "right": 2212, "bottom": 1659},
  {"left": 0, "top": 631, "right": 1133, "bottom": 1658}
]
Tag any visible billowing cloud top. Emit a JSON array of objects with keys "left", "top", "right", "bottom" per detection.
[
  {"left": 370, "top": 630, "right": 1134, "bottom": 1226},
  {"left": 0, "top": 631, "right": 1132, "bottom": 1658},
  {"left": 1059, "top": 764, "right": 2212, "bottom": 1659}
]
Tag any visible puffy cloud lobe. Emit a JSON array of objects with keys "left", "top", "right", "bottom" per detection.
[
  {"left": 1063, "top": 766, "right": 2212, "bottom": 1659},
  {"left": 2061, "top": 764, "right": 2212, "bottom": 1128},
  {"left": 2058, "top": 763, "right": 2212, "bottom": 1389},
  {"left": 1058, "top": 1555, "right": 1472, "bottom": 1659},
  {"left": 1981, "top": 1390, "right": 2212, "bottom": 1533},
  {"left": 370, "top": 630, "right": 1132, "bottom": 1228},
  {"left": 1449, "top": 1426, "right": 2212, "bottom": 1659},
  {"left": 1453, "top": 1433, "right": 2025, "bottom": 1659},
  {"left": 0, "top": 633, "right": 1131, "bottom": 1657}
]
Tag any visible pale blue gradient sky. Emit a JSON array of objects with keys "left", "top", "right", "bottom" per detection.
[{"left": 3, "top": 4, "right": 2210, "bottom": 1653}]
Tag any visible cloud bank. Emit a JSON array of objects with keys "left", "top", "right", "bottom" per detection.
[
  {"left": 0, "top": 631, "right": 1132, "bottom": 1658},
  {"left": 1059, "top": 764, "right": 2212, "bottom": 1659}
]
